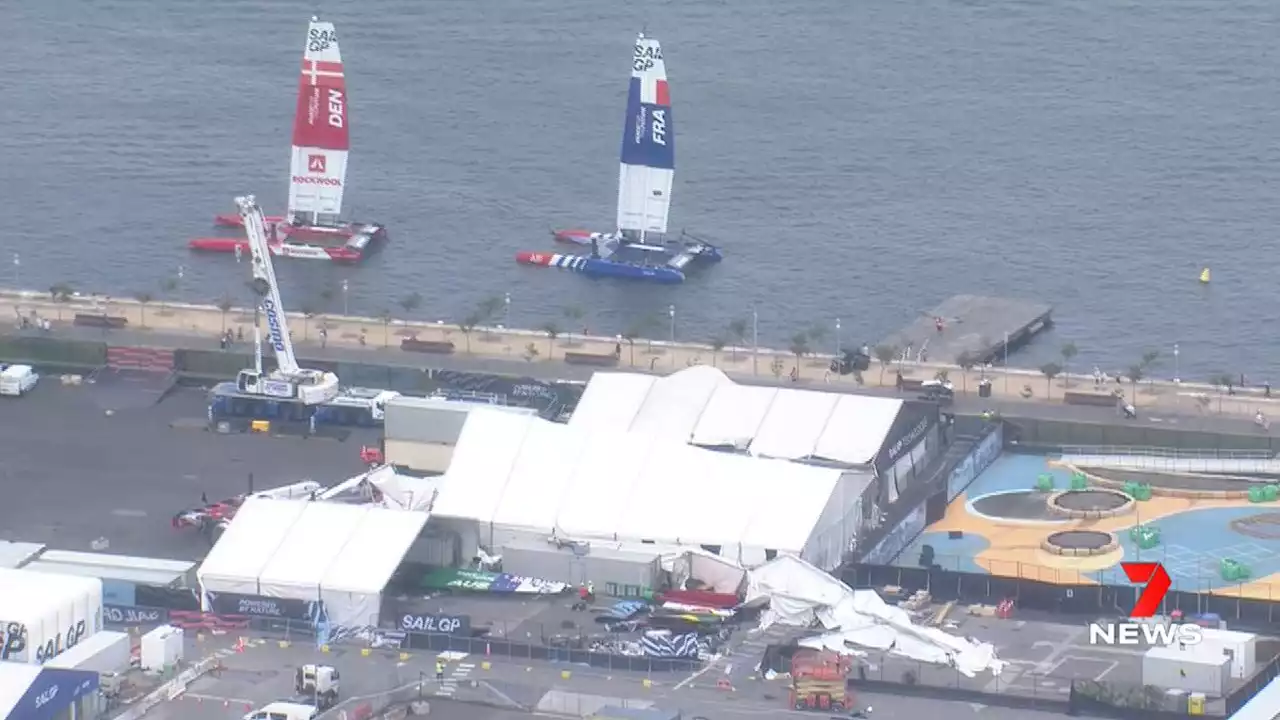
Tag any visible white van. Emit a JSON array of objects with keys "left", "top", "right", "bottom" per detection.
[
  {"left": 242, "top": 702, "right": 319, "bottom": 720},
  {"left": 0, "top": 365, "right": 38, "bottom": 396}
]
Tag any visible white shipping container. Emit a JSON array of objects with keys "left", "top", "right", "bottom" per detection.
[
  {"left": 1142, "top": 647, "right": 1229, "bottom": 696},
  {"left": 0, "top": 568, "right": 103, "bottom": 665},
  {"left": 46, "top": 630, "right": 133, "bottom": 674}
]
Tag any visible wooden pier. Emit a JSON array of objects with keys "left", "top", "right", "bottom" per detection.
[{"left": 878, "top": 295, "right": 1053, "bottom": 365}]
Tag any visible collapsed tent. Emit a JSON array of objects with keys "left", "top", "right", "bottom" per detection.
[
  {"left": 196, "top": 498, "right": 428, "bottom": 627},
  {"left": 746, "top": 555, "right": 1005, "bottom": 678}
]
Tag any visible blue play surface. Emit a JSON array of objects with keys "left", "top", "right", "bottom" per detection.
[{"left": 898, "top": 452, "right": 1280, "bottom": 594}]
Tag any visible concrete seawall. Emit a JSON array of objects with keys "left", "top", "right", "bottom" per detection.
[{"left": 1, "top": 288, "right": 1275, "bottom": 419}]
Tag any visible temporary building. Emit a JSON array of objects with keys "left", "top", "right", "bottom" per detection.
[
  {"left": 569, "top": 367, "right": 905, "bottom": 465},
  {"left": 196, "top": 498, "right": 429, "bottom": 626},
  {"left": 431, "top": 409, "right": 863, "bottom": 570},
  {"left": 0, "top": 568, "right": 103, "bottom": 665}
]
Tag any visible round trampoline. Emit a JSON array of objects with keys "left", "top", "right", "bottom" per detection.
[
  {"left": 1048, "top": 488, "right": 1134, "bottom": 519},
  {"left": 1041, "top": 530, "right": 1119, "bottom": 557},
  {"left": 1231, "top": 512, "right": 1280, "bottom": 539},
  {"left": 971, "top": 491, "right": 1061, "bottom": 522}
]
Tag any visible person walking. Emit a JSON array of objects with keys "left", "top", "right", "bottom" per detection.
[{"left": 435, "top": 660, "right": 445, "bottom": 683}]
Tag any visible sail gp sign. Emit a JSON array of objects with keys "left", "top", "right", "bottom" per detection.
[{"left": 1088, "top": 562, "right": 1202, "bottom": 646}]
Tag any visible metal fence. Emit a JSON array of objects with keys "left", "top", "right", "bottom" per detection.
[
  {"left": 1058, "top": 445, "right": 1276, "bottom": 459},
  {"left": 110, "top": 608, "right": 700, "bottom": 674}
]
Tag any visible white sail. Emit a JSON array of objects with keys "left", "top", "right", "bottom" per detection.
[{"left": 616, "top": 34, "right": 674, "bottom": 236}]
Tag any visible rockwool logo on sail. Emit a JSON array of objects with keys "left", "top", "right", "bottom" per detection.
[{"left": 1087, "top": 562, "right": 1202, "bottom": 646}]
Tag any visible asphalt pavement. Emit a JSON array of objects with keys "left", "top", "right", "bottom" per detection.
[
  {"left": 141, "top": 635, "right": 1083, "bottom": 720},
  {"left": 0, "top": 381, "right": 377, "bottom": 558}
]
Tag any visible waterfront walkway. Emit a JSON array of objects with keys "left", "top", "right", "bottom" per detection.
[{"left": 2, "top": 289, "right": 1273, "bottom": 420}]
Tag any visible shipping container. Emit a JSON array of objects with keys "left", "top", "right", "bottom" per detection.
[
  {"left": 1141, "top": 647, "right": 1229, "bottom": 696},
  {"left": 500, "top": 541, "right": 662, "bottom": 596},
  {"left": 385, "top": 397, "right": 536, "bottom": 444},
  {"left": 0, "top": 568, "right": 104, "bottom": 664},
  {"left": 385, "top": 439, "right": 454, "bottom": 474}
]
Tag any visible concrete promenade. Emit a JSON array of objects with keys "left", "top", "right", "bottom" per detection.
[{"left": 3, "top": 288, "right": 1274, "bottom": 419}]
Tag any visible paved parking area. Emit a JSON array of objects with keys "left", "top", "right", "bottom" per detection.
[{"left": 0, "top": 383, "right": 376, "bottom": 558}]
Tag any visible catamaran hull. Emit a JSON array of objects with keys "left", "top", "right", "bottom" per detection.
[
  {"left": 516, "top": 251, "right": 686, "bottom": 284},
  {"left": 213, "top": 214, "right": 365, "bottom": 240},
  {"left": 189, "top": 232, "right": 384, "bottom": 264}
]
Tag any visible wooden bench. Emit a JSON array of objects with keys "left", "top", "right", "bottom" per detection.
[
  {"left": 563, "top": 351, "right": 619, "bottom": 367},
  {"left": 1063, "top": 390, "right": 1120, "bottom": 407},
  {"left": 400, "top": 338, "right": 456, "bottom": 355},
  {"left": 73, "top": 313, "right": 128, "bottom": 329}
]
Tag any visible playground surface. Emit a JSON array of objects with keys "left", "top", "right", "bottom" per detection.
[{"left": 898, "top": 452, "right": 1280, "bottom": 601}]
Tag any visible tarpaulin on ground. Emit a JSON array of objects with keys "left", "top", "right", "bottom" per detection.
[
  {"left": 639, "top": 631, "right": 700, "bottom": 659},
  {"left": 657, "top": 589, "right": 739, "bottom": 609},
  {"left": 488, "top": 573, "right": 569, "bottom": 595},
  {"left": 418, "top": 568, "right": 568, "bottom": 595}
]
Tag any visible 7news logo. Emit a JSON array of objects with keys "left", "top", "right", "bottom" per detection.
[{"left": 1088, "top": 562, "right": 1203, "bottom": 646}]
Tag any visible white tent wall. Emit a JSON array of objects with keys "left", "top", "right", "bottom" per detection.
[
  {"left": 0, "top": 569, "right": 103, "bottom": 664},
  {"left": 197, "top": 498, "right": 309, "bottom": 596},
  {"left": 738, "top": 461, "right": 844, "bottom": 567},
  {"left": 751, "top": 389, "right": 840, "bottom": 460},
  {"left": 434, "top": 410, "right": 848, "bottom": 569},
  {"left": 571, "top": 369, "right": 906, "bottom": 466},
  {"left": 257, "top": 502, "right": 366, "bottom": 600},
  {"left": 691, "top": 384, "right": 777, "bottom": 448},
  {"left": 433, "top": 410, "right": 531, "bottom": 526},
  {"left": 566, "top": 372, "right": 655, "bottom": 431},
  {"left": 814, "top": 396, "right": 904, "bottom": 465},
  {"left": 320, "top": 508, "right": 429, "bottom": 627},
  {"left": 555, "top": 429, "right": 659, "bottom": 540},
  {"left": 628, "top": 365, "right": 728, "bottom": 442},
  {"left": 798, "top": 471, "right": 868, "bottom": 571},
  {"left": 490, "top": 420, "right": 585, "bottom": 537}
]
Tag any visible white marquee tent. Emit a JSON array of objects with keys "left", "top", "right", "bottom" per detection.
[
  {"left": 431, "top": 409, "right": 863, "bottom": 570},
  {"left": 569, "top": 367, "right": 904, "bottom": 465},
  {"left": 197, "top": 498, "right": 428, "bottom": 626}
]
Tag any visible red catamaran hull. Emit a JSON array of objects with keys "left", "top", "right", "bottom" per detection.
[
  {"left": 213, "top": 213, "right": 362, "bottom": 240},
  {"left": 188, "top": 236, "right": 375, "bottom": 263}
]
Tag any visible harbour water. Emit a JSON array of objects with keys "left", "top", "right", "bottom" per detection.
[{"left": 3, "top": 0, "right": 1279, "bottom": 378}]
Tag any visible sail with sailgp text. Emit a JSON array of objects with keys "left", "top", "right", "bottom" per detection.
[
  {"left": 288, "top": 18, "right": 350, "bottom": 219},
  {"left": 616, "top": 34, "right": 674, "bottom": 236}
]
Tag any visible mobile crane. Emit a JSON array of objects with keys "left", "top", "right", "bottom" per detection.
[{"left": 234, "top": 194, "right": 340, "bottom": 405}]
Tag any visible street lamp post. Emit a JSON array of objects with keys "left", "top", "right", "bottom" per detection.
[
  {"left": 668, "top": 304, "right": 676, "bottom": 343},
  {"left": 1173, "top": 343, "right": 1180, "bottom": 384},
  {"left": 341, "top": 279, "right": 349, "bottom": 316},
  {"left": 752, "top": 306, "right": 759, "bottom": 375},
  {"left": 1003, "top": 331, "right": 1010, "bottom": 394},
  {"left": 503, "top": 292, "right": 511, "bottom": 329},
  {"left": 835, "top": 317, "right": 842, "bottom": 357},
  {"left": 11, "top": 253, "right": 18, "bottom": 289}
]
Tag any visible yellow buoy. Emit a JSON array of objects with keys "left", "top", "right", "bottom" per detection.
[{"left": 1199, "top": 267, "right": 1211, "bottom": 284}]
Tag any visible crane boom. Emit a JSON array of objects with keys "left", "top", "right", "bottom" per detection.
[{"left": 237, "top": 195, "right": 300, "bottom": 375}]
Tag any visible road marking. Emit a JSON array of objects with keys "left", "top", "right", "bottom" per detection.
[
  {"left": 112, "top": 508, "right": 147, "bottom": 517},
  {"left": 1093, "top": 660, "right": 1119, "bottom": 681},
  {"left": 182, "top": 693, "right": 254, "bottom": 704}
]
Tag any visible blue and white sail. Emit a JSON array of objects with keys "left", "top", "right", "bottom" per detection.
[{"left": 616, "top": 34, "right": 674, "bottom": 237}]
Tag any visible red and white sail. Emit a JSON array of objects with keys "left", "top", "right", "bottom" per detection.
[{"left": 288, "top": 18, "right": 349, "bottom": 222}]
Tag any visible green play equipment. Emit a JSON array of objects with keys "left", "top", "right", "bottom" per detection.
[
  {"left": 1070, "top": 471, "right": 1088, "bottom": 491},
  {"left": 1036, "top": 473, "right": 1055, "bottom": 491},
  {"left": 1266, "top": 485, "right": 1279, "bottom": 502},
  {"left": 1122, "top": 481, "right": 1153, "bottom": 501},
  {"left": 1128, "top": 524, "right": 1161, "bottom": 550},
  {"left": 1220, "top": 558, "right": 1252, "bottom": 582}
]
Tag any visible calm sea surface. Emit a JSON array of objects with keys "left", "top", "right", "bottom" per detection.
[{"left": 2, "top": 0, "right": 1278, "bottom": 379}]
